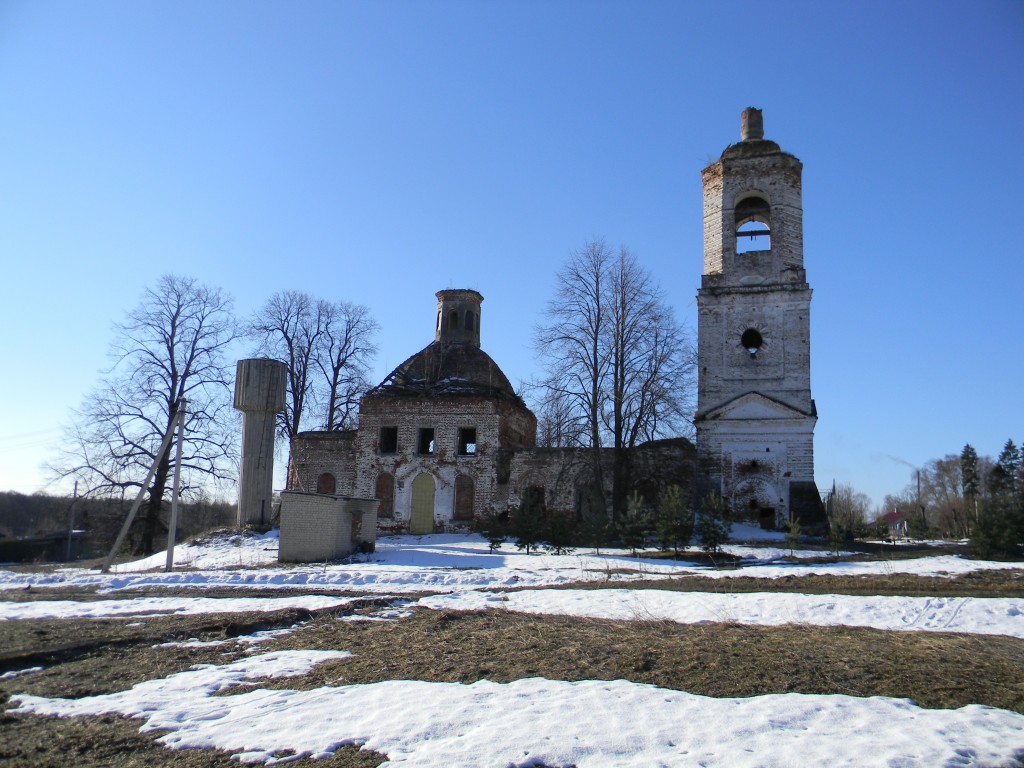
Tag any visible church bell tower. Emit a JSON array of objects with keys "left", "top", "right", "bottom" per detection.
[{"left": 695, "top": 108, "right": 823, "bottom": 529}]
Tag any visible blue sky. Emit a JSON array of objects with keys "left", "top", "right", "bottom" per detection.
[{"left": 1, "top": 1, "right": 1021, "bottom": 511}]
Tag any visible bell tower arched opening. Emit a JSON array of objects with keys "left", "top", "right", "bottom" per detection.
[{"left": 735, "top": 195, "right": 771, "bottom": 254}]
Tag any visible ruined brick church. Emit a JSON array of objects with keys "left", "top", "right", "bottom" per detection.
[
  {"left": 288, "top": 287, "right": 694, "bottom": 533},
  {"left": 288, "top": 109, "right": 823, "bottom": 533}
]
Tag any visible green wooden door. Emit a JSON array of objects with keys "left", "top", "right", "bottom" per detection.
[{"left": 409, "top": 473, "right": 435, "bottom": 534}]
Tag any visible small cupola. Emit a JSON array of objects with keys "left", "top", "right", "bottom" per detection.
[{"left": 435, "top": 289, "right": 483, "bottom": 347}]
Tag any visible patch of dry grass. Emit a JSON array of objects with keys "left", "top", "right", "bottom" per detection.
[{"left": 262, "top": 607, "right": 1024, "bottom": 714}]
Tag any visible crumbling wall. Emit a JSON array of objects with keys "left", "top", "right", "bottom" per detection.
[{"left": 288, "top": 431, "right": 358, "bottom": 496}]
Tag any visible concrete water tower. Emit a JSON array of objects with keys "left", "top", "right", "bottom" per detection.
[{"left": 234, "top": 358, "right": 287, "bottom": 527}]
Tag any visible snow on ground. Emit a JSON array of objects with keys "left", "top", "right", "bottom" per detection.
[
  {"left": 2, "top": 533, "right": 1021, "bottom": 596},
  {"left": 10, "top": 650, "right": 1024, "bottom": 768},
  {"left": 3, "top": 585, "right": 1022, "bottom": 639},
  {"left": 5, "top": 531, "right": 1024, "bottom": 766},
  {"left": 154, "top": 626, "right": 298, "bottom": 650},
  {"left": 0, "top": 666, "right": 43, "bottom": 681},
  {"left": 420, "top": 589, "right": 1024, "bottom": 639},
  {"left": 109, "top": 528, "right": 282, "bottom": 571},
  {"left": 0, "top": 594, "right": 361, "bottom": 621}
]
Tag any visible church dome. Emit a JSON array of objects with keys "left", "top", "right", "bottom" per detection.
[{"left": 364, "top": 289, "right": 524, "bottom": 405}]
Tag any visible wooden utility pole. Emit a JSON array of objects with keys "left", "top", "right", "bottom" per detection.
[
  {"left": 165, "top": 399, "right": 186, "bottom": 572},
  {"left": 101, "top": 400, "right": 186, "bottom": 574}
]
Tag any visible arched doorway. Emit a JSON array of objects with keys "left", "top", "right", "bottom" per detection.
[
  {"left": 375, "top": 472, "right": 395, "bottom": 518},
  {"left": 410, "top": 473, "right": 435, "bottom": 534},
  {"left": 454, "top": 474, "right": 474, "bottom": 521}
]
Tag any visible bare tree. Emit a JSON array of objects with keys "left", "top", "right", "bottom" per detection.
[
  {"left": 316, "top": 300, "right": 378, "bottom": 431},
  {"left": 535, "top": 239, "right": 695, "bottom": 519},
  {"left": 250, "top": 291, "right": 325, "bottom": 443},
  {"left": 829, "top": 482, "right": 872, "bottom": 538},
  {"left": 604, "top": 247, "right": 694, "bottom": 514},
  {"left": 50, "top": 275, "right": 239, "bottom": 553},
  {"left": 250, "top": 292, "right": 379, "bottom": 475},
  {"left": 535, "top": 388, "right": 587, "bottom": 448},
  {"left": 535, "top": 240, "right": 610, "bottom": 517},
  {"left": 919, "top": 455, "right": 966, "bottom": 537}
]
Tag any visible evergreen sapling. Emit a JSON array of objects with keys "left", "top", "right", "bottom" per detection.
[
  {"left": 618, "top": 491, "right": 650, "bottom": 557},
  {"left": 696, "top": 491, "right": 730, "bottom": 554}
]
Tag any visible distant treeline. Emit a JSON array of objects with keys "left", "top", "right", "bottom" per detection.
[{"left": 0, "top": 491, "right": 235, "bottom": 562}]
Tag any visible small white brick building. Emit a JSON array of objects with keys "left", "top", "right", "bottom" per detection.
[
  {"left": 695, "top": 108, "right": 824, "bottom": 530},
  {"left": 278, "top": 491, "right": 378, "bottom": 562}
]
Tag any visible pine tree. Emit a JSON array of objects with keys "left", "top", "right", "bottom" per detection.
[
  {"left": 654, "top": 485, "right": 693, "bottom": 556},
  {"left": 973, "top": 440, "right": 1024, "bottom": 558},
  {"left": 478, "top": 510, "right": 507, "bottom": 552},
  {"left": 617, "top": 491, "right": 650, "bottom": 556},
  {"left": 512, "top": 489, "right": 546, "bottom": 555},
  {"left": 577, "top": 506, "right": 611, "bottom": 555},
  {"left": 785, "top": 515, "right": 802, "bottom": 556},
  {"left": 544, "top": 512, "right": 575, "bottom": 555},
  {"left": 826, "top": 519, "right": 845, "bottom": 554},
  {"left": 961, "top": 443, "right": 980, "bottom": 534},
  {"left": 696, "top": 491, "right": 730, "bottom": 553}
]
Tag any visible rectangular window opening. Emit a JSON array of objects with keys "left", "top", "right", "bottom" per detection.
[
  {"left": 457, "top": 427, "right": 477, "bottom": 456},
  {"left": 417, "top": 427, "right": 435, "bottom": 455},
  {"left": 379, "top": 427, "right": 398, "bottom": 454}
]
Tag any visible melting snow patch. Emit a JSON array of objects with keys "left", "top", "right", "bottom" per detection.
[
  {"left": 9, "top": 651, "right": 1024, "bottom": 767},
  {"left": 154, "top": 626, "right": 297, "bottom": 650},
  {"left": 418, "top": 589, "right": 1024, "bottom": 639},
  {"left": 0, "top": 595, "right": 361, "bottom": 621},
  {"left": 0, "top": 666, "right": 43, "bottom": 680}
]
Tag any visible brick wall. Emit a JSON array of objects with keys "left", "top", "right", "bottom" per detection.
[
  {"left": 288, "top": 431, "right": 357, "bottom": 495},
  {"left": 292, "top": 394, "right": 539, "bottom": 533},
  {"left": 291, "top": 426, "right": 696, "bottom": 531}
]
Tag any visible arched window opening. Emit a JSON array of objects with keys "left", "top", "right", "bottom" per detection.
[
  {"left": 464, "top": 310, "right": 475, "bottom": 332},
  {"left": 447, "top": 310, "right": 459, "bottom": 329},
  {"left": 737, "top": 220, "right": 771, "bottom": 253},
  {"left": 375, "top": 472, "right": 395, "bottom": 518},
  {"left": 454, "top": 474, "right": 474, "bottom": 521},
  {"left": 317, "top": 472, "right": 336, "bottom": 494},
  {"left": 735, "top": 196, "right": 771, "bottom": 253}
]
